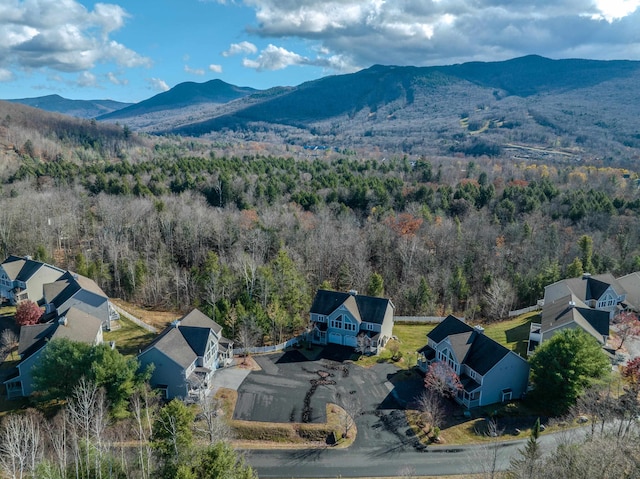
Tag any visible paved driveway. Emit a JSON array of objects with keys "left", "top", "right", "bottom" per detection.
[{"left": 233, "top": 346, "right": 426, "bottom": 452}]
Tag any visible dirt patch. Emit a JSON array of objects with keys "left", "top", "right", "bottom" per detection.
[
  {"left": 111, "top": 299, "right": 180, "bottom": 329},
  {"left": 234, "top": 356, "right": 262, "bottom": 371}
]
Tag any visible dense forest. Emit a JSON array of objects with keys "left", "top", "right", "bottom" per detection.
[{"left": 2, "top": 104, "right": 640, "bottom": 346}]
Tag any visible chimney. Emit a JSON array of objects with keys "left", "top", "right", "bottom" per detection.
[
  {"left": 473, "top": 325, "right": 485, "bottom": 334},
  {"left": 569, "top": 300, "right": 576, "bottom": 307},
  {"left": 58, "top": 315, "right": 67, "bottom": 326},
  {"left": 171, "top": 319, "right": 181, "bottom": 328},
  {"left": 348, "top": 289, "right": 358, "bottom": 296},
  {"left": 582, "top": 273, "right": 591, "bottom": 280}
]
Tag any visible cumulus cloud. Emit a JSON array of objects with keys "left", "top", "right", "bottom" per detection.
[
  {"left": 77, "top": 71, "right": 97, "bottom": 87},
  {"left": 209, "top": 64, "right": 223, "bottom": 73},
  {"left": 234, "top": 0, "right": 640, "bottom": 68},
  {"left": 147, "top": 77, "right": 170, "bottom": 92},
  {"left": 242, "top": 44, "right": 358, "bottom": 72},
  {"left": 0, "top": 0, "right": 150, "bottom": 77},
  {"left": 223, "top": 41, "right": 258, "bottom": 57},
  {"left": 107, "top": 72, "right": 128, "bottom": 85},
  {"left": 184, "top": 65, "right": 205, "bottom": 75},
  {"left": 0, "top": 68, "right": 14, "bottom": 82}
]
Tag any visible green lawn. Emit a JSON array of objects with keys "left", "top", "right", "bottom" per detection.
[
  {"left": 104, "top": 317, "right": 157, "bottom": 357},
  {"left": 482, "top": 312, "right": 540, "bottom": 357}
]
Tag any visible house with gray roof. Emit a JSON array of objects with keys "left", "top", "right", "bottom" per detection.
[
  {"left": 42, "top": 270, "right": 119, "bottom": 331},
  {"left": 309, "top": 289, "right": 395, "bottom": 354},
  {"left": 0, "top": 255, "right": 65, "bottom": 304},
  {"left": 137, "top": 309, "right": 233, "bottom": 400},
  {"left": 528, "top": 273, "right": 625, "bottom": 355},
  {"left": 4, "top": 306, "right": 104, "bottom": 398},
  {"left": 417, "top": 315, "right": 530, "bottom": 408},
  {"left": 617, "top": 272, "right": 640, "bottom": 311}
]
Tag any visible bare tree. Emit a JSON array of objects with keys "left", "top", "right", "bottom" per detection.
[
  {"left": 483, "top": 277, "right": 516, "bottom": 319},
  {"left": 469, "top": 418, "right": 506, "bottom": 479},
  {"left": 414, "top": 389, "right": 446, "bottom": 434},
  {"left": 0, "top": 329, "right": 18, "bottom": 361},
  {"left": 66, "top": 378, "right": 108, "bottom": 479},
  {"left": 0, "top": 410, "right": 43, "bottom": 479},
  {"left": 333, "top": 391, "right": 362, "bottom": 439},
  {"left": 195, "top": 395, "right": 232, "bottom": 445},
  {"left": 130, "top": 386, "right": 158, "bottom": 479}
]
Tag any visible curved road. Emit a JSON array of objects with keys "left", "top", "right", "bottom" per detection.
[{"left": 244, "top": 421, "right": 587, "bottom": 478}]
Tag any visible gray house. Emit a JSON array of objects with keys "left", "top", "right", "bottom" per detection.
[
  {"left": 42, "top": 271, "right": 119, "bottom": 331},
  {"left": 417, "top": 315, "right": 530, "bottom": 408},
  {"left": 137, "top": 309, "right": 233, "bottom": 400},
  {"left": 5, "top": 307, "right": 104, "bottom": 398},
  {"left": 309, "top": 289, "right": 395, "bottom": 354},
  {"left": 0, "top": 255, "right": 65, "bottom": 304},
  {"left": 528, "top": 273, "right": 625, "bottom": 354}
]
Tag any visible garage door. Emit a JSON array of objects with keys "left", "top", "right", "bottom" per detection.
[
  {"left": 343, "top": 335, "right": 357, "bottom": 347},
  {"left": 328, "top": 332, "right": 343, "bottom": 345}
]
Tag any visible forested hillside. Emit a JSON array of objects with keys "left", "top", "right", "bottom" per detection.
[{"left": 2, "top": 98, "right": 640, "bottom": 345}]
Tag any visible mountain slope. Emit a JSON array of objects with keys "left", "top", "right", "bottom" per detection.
[
  {"left": 169, "top": 56, "right": 640, "bottom": 137},
  {"left": 98, "top": 79, "right": 258, "bottom": 121},
  {"left": 7, "top": 94, "right": 132, "bottom": 119}
]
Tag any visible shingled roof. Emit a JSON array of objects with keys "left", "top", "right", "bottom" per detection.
[
  {"left": 310, "top": 290, "right": 393, "bottom": 325},
  {"left": 541, "top": 294, "right": 610, "bottom": 344},
  {"left": 427, "top": 315, "right": 513, "bottom": 375}
]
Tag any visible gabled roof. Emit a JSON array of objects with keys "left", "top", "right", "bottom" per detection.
[
  {"left": 141, "top": 327, "right": 197, "bottom": 369},
  {"left": 180, "top": 309, "right": 222, "bottom": 335},
  {"left": 426, "top": 316, "right": 514, "bottom": 375},
  {"left": 310, "top": 290, "right": 394, "bottom": 325},
  {"left": 427, "top": 315, "right": 473, "bottom": 343},
  {"left": 139, "top": 309, "right": 224, "bottom": 369},
  {"left": 17, "top": 306, "right": 102, "bottom": 359},
  {"left": 541, "top": 294, "right": 609, "bottom": 343},
  {"left": 617, "top": 272, "right": 640, "bottom": 310},
  {"left": 544, "top": 274, "right": 626, "bottom": 305},
  {"left": 1, "top": 255, "right": 65, "bottom": 283}
]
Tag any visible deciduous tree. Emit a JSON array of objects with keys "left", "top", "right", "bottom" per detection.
[
  {"left": 424, "top": 361, "right": 463, "bottom": 398},
  {"left": 14, "top": 300, "right": 42, "bottom": 326}
]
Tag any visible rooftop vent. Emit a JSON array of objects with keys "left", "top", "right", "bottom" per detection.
[
  {"left": 58, "top": 315, "right": 67, "bottom": 326},
  {"left": 348, "top": 289, "right": 358, "bottom": 296},
  {"left": 473, "top": 325, "right": 485, "bottom": 334},
  {"left": 569, "top": 300, "right": 576, "bottom": 307},
  {"left": 171, "top": 319, "right": 181, "bottom": 328},
  {"left": 582, "top": 273, "right": 592, "bottom": 280}
]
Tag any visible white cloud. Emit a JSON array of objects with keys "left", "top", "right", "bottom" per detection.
[
  {"left": 223, "top": 41, "right": 258, "bottom": 57},
  {"left": 147, "top": 77, "right": 170, "bottom": 92},
  {"left": 0, "top": 0, "right": 150, "bottom": 77},
  {"left": 0, "top": 68, "right": 14, "bottom": 82},
  {"left": 184, "top": 65, "right": 205, "bottom": 75},
  {"left": 209, "top": 64, "right": 223, "bottom": 73},
  {"left": 77, "top": 71, "right": 97, "bottom": 87},
  {"left": 234, "top": 0, "right": 640, "bottom": 68},
  {"left": 243, "top": 44, "right": 305, "bottom": 71},
  {"left": 107, "top": 72, "right": 128, "bottom": 85},
  {"left": 592, "top": 0, "right": 640, "bottom": 21}
]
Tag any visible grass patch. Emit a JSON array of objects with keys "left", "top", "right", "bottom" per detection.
[
  {"left": 103, "top": 316, "right": 157, "bottom": 357},
  {"left": 481, "top": 311, "right": 539, "bottom": 356},
  {"left": 356, "top": 322, "right": 436, "bottom": 369}
]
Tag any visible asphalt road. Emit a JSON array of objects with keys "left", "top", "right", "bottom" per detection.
[{"left": 245, "top": 425, "right": 588, "bottom": 478}]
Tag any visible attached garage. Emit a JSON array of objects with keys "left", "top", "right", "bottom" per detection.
[
  {"left": 343, "top": 334, "right": 357, "bottom": 347},
  {"left": 328, "top": 332, "right": 343, "bottom": 345}
]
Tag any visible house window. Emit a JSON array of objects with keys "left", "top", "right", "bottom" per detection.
[
  {"left": 468, "top": 369, "right": 478, "bottom": 381},
  {"left": 344, "top": 322, "right": 356, "bottom": 332},
  {"left": 331, "top": 315, "right": 343, "bottom": 329}
]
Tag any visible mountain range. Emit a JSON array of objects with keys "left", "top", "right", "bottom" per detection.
[{"left": 6, "top": 55, "right": 640, "bottom": 164}]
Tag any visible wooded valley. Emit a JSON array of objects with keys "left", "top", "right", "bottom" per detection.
[{"left": 2, "top": 100, "right": 640, "bottom": 346}]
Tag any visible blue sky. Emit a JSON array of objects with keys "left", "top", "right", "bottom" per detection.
[{"left": 1, "top": 0, "right": 640, "bottom": 103}]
